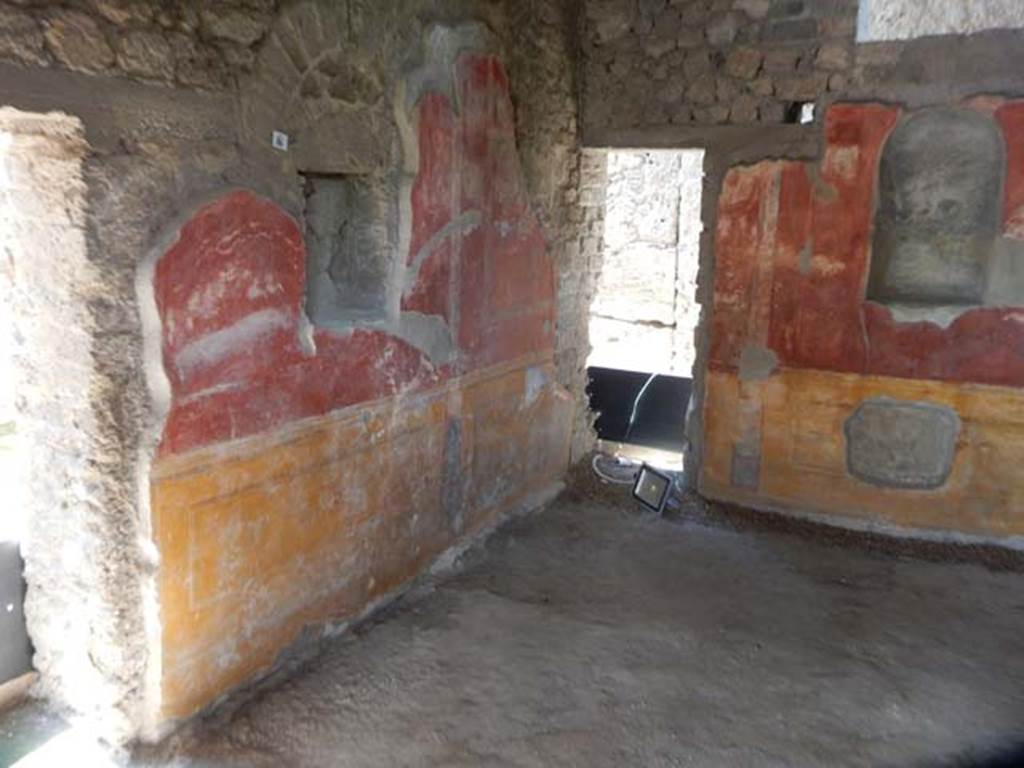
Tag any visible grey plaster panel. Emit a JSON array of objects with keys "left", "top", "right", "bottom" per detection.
[
  {"left": 844, "top": 398, "right": 960, "bottom": 490},
  {"left": 730, "top": 443, "right": 761, "bottom": 490}
]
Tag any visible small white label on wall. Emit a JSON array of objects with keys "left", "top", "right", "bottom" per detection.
[{"left": 272, "top": 131, "right": 289, "bottom": 151}]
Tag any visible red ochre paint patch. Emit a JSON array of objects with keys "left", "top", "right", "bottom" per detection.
[
  {"left": 155, "top": 190, "right": 442, "bottom": 457},
  {"left": 155, "top": 54, "right": 555, "bottom": 456}
]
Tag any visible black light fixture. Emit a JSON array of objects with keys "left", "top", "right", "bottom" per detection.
[{"left": 632, "top": 463, "right": 673, "bottom": 514}]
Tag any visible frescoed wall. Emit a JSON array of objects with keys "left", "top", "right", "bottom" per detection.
[
  {"left": 146, "top": 48, "right": 571, "bottom": 725},
  {"left": 702, "top": 99, "right": 1024, "bottom": 538}
]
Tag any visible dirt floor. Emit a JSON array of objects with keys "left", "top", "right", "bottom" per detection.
[{"left": 118, "top": 467, "right": 1024, "bottom": 768}]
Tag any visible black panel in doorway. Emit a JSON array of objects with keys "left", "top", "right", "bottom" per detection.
[{"left": 586, "top": 367, "right": 691, "bottom": 452}]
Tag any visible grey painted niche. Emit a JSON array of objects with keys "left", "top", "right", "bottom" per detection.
[
  {"left": 844, "top": 398, "right": 960, "bottom": 490},
  {"left": 302, "top": 172, "right": 397, "bottom": 327},
  {"left": 867, "top": 108, "right": 1005, "bottom": 309}
]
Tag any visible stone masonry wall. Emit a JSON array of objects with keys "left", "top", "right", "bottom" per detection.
[
  {"left": 583, "top": 0, "right": 1024, "bottom": 136},
  {"left": 507, "top": 0, "right": 599, "bottom": 463},
  {"left": 584, "top": 0, "right": 858, "bottom": 130},
  {"left": 0, "top": 0, "right": 274, "bottom": 90}
]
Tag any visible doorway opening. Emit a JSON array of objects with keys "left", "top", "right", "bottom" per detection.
[{"left": 586, "top": 149, "right": 704, "bottom": 464}]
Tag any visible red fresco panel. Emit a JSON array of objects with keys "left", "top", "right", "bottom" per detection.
[
  {"left": 709, "top": 162, "right": 780, "bottom": 372},
  {"left": 710, "top": 101, "right": 1024, "bottom": 388},
  {"left": 156, "top": 53, "right": 554, "bottom": 457}
]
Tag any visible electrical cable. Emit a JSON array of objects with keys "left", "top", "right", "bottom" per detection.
[
  {"left": 591, "top": 453, "right": 639, "bottom": 485},
  {"left": 623, "top": 372, "right": 658, "bottom": 443}
]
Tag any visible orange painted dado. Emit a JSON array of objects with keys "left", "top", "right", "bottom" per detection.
[
  {"left": 151, "top": 355, "right": 572, "bottom": 723},
  {"left": 702, "top": 369, "right": 1024, "bottom": 538}
]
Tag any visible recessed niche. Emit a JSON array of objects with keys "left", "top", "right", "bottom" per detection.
[
  {"left": 867, "top": 108, "right": 1005, "bottom": 309},
  {"left": 302, "top": 173, "right": 396, "bottom": 327}
]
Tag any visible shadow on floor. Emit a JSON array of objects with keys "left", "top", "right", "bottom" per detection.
[{"left": 943, "top": 744, "right": 1024, "bottom": 767}]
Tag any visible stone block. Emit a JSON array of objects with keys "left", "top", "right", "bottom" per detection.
[
  {"left": 724, "top": 46, "right": 763, "bottom": 78},
  {"left": 761, "top": 17, "right": 819, "bottom": 42},
  {"left": 679, "top": 3, "right": 708, "bottom": 25},
  {"left": 717, "top": 76, "right": 741, "bottom": 102},
  {"left": 769, "top": 0, "right": 805, "bottom": 18},
  {"left": 0, "top": 9, "right": 46, "bottom": 66},
  {"left": 171, "top": 33, "right": 230, "bottom": 90},
  {"left": 844, "top": 398, "right": 960, "bottom": 490},
  {"left": 763, "top": 48, "right": 800, "bottom": 74},
  {"left": 734, "top": 0, "right": 771, "bottom": 20},
  {"left": 815, "top": 42, "right": 850, "bottom": 71},
  {"left": 645, "top": 36, "right": 678, "bottom": 59},
  {"left": 758, "top": 99, "right": 786, "bottom": 122},
  {"left": 687, "top": 73, "right": 717, "bottom": 104},
  {"left": 44, "top": 10, "right": 115, "bottom": 73},
  {"left": 730, "top": 94, "right": 760, "bottom": 123},
  {"left": 117, "top": 30, "right": 173, "bottom": 79},
  {"left": 694, "top": 104, "right": 730, "bottom": 123},
  {"left": 92, "top": 0, "right": 153, "bottom": 26},
  {"left": 200, "top": 6, "right": 267, "bottom": 46},
  {"left": 678, "top": 26, "right": 705, "bottom": 48},
  {"left": 774, "top": 72, "right": 829, "bottom": 100},
  {"left": 683, "top": 48, "right": 713, "bottom": 78},
  {"left": 706, "top": 13, "right": 740, "bottom": 46}
]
